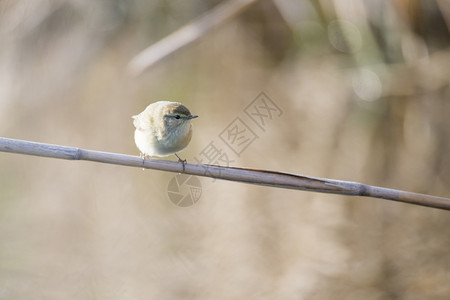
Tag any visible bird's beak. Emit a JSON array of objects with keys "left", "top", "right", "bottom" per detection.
[{"left": 188, "top": 115, "right": 198, "bottom": 119}]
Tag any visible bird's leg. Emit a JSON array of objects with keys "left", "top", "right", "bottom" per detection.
[
  {"left": 174, "top": 153, "right": 186, "bottom": 172},
  {"left": 140, "top": 152, "right": 146, "bottom": 169}
]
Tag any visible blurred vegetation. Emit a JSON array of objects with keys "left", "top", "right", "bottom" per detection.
[{"left": 0, "top": 0, "right": 449, "bottom": 299}]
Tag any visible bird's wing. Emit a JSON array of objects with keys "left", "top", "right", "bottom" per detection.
[{"left": 132, "top": 112, "right": 154, "bottom": 131}]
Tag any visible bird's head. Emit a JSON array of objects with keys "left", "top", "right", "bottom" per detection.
[{"left": 163, "top": 102, "right": 198, "bottom": 129}]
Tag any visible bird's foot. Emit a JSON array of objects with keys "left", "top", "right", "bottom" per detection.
[
  {"left": 140, "top": 152, "right": 147, "bottom": 170},
  {"left": 174, "top": 153, "right": 186, "bottom": 172}
]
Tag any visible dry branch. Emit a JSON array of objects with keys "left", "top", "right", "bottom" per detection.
[{"left": 1, "top": 137, "right": 449, "bottom": 210}]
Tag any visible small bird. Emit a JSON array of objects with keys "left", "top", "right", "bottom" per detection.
[{"left": 132, "top": 101, "right": 198, "bottom": 169}]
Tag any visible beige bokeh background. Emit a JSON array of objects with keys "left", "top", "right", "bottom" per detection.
[{"left": 1, "top": 0, "right": 450, "bottom": 299}]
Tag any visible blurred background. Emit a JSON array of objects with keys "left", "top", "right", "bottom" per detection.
[{"left": 1, "top": 0, "right": 450, "bottom": 299}]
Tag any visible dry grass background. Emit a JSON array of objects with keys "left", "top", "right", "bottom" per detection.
[{"left": 0, "top": 0, "right": 450, "bottom": 299}]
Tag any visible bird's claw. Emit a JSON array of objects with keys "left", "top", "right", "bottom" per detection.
[
  {"left": 140, "top": 152, "right": 147, "bottom": 169},
  {"left": 174, "top": 153, "right": 186, "bottom": 172}
]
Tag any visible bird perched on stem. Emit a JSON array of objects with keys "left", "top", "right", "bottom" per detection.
[{"left": 132, "top": 101, "right": 198, "bottom": 171}]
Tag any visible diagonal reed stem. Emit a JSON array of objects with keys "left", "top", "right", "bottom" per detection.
[
  {"left": 127, "top": 0, "right": 262, "bottom": 77},
  {"left": 1, "top": 137, "right": 449, "bottom": 210}
]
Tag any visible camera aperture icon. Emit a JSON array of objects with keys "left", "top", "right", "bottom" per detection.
[{"left": 167, "top": 174, "right": 202, "bottom": 207}]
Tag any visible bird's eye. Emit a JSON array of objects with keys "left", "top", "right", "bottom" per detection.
[{"left": 175, "top": 115, "right": 181, "bottom": 119}]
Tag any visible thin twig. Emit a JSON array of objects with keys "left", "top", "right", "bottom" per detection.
[
  {"left": 1, "top": 137, "right": 449, "bottom": 210},
  {"left": 127, "top": 0, "right": 262, "bottom": 77}
]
